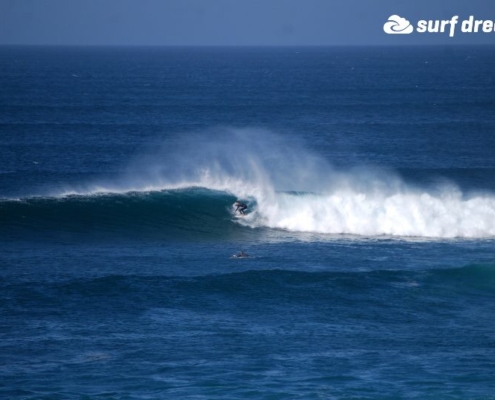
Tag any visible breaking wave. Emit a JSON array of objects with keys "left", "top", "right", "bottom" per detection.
[{"left": 2, "top": 128, "right": 495, "bottom": 239}]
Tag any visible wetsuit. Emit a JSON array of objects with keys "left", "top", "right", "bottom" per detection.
[{"left": 235, "top": 202, "right": 247, "bottom": 215}]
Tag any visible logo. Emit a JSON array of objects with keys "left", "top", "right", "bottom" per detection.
[
  {"left": 383, "top": 15, "right": 414, "bottom": 34},
  {"left": 384, "top": 15, "right": 495, "bottom": 37}
]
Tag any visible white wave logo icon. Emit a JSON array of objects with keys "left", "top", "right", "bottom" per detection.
[{"left": 383, "top": 15, "right": 414, "bottom": 34}]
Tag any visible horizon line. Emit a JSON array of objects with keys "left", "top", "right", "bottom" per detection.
[{"left": 1, "top": 43, "right": 494, "bottom": 48}]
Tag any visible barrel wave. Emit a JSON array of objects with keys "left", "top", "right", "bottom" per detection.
[
  {"left": 2, "top": 128, "right": 495, "bottom": 239},
  {"left": 0, "top": 189, "right": 240, "bottom": 240}
]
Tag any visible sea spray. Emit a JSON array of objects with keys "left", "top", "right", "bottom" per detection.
[{"left": 5, "top": 128, "right": 495, "bottom": 239}]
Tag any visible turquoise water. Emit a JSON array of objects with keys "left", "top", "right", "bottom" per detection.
[{"left": 1, "top": 46, "right": 495, "bottom": 399}]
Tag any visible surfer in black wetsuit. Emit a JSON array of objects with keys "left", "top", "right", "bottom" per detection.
[{"left": 234, "top": 201, "right": 247, "bottom": 215}]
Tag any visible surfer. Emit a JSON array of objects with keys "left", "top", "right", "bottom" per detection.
[
  {"left": 234, "top": 201, "right": 247, "bottom": 215},
  {"left": 234, "top": 251, "right": 249, "bottom": 258}
]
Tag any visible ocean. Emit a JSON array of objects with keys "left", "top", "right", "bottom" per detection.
[{"left": 1, "top": 46, "right": 495, "bottom": 399}]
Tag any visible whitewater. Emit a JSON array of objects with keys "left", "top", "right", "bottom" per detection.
[{"left": 6, "top": 128, "right": 495, "bottom": 239}]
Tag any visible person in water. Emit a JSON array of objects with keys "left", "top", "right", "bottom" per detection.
[
  {"left": 236, "top": 251, "right": 248, "bottom": 258},
  {"left": 234, "top": 201, "right": 247, "bottom": 215}
]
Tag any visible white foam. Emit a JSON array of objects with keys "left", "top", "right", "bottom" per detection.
[
  {"left": 42, "top": 173, "right": 495, "bottom": 239},
  {"left": 25, "top": 127, "right": 495, "bottom": 239},
  {"left": 242, "top": 187, "right": 495, "bottom": 238}
]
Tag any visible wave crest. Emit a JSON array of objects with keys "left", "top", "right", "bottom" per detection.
[{"left": 4, "top": 128, "right": 495, "bottom": 239}]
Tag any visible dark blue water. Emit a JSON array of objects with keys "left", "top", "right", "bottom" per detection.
[{"left": 1, "top": 46, "right": 495, "bottom": 399}]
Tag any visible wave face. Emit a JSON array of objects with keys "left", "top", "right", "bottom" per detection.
[
  {"left": 0, "top": 188, "right": 241, "bottom": 240},
  {"left": 3, "top": 128, "right": 495, "bottom": 239}
]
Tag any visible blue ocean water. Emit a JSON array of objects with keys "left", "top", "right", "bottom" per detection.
[{"left": 1, "top": 46, "right": 495, "bottom": 399}]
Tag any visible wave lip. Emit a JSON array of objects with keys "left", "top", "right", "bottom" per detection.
[
  {"left": 0, "top": 188, "right": 240, "bottom": 240},
  {"left": 3, "top": 128, "right": 495, "bottom": 240},
  {"left": 2, "top": 183, "right": 495, "bottom": 240}
]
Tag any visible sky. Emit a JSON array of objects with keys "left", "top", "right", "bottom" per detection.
[{"left": 1, "top": 0, "right": 494, "bottom": 46}]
